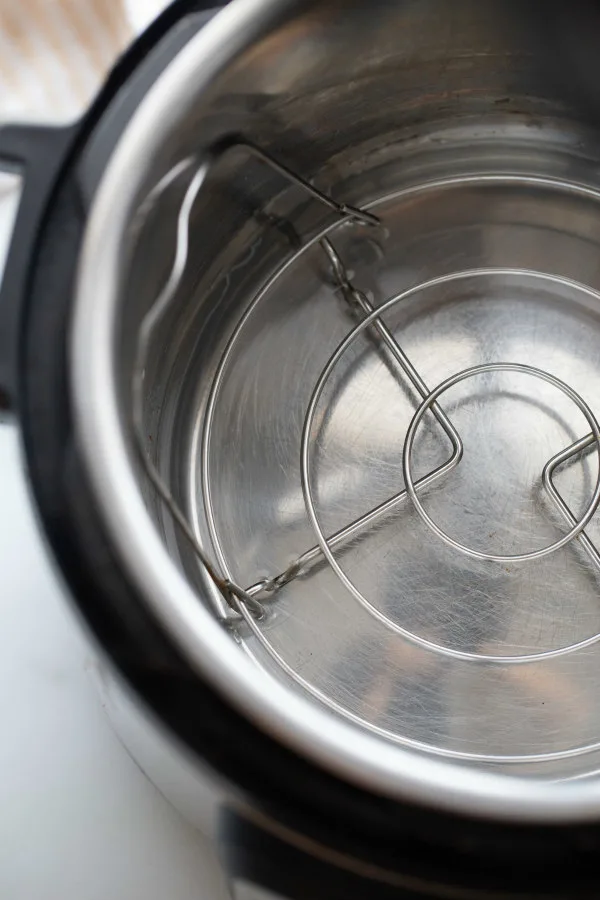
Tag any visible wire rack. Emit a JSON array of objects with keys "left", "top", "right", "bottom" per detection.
[{"left": 131, "top": 140, "right": 600, "bottom": 710}]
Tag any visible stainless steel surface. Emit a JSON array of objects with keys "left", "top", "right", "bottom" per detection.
[{"left": 72, "top": 0, "right": 600, "bottom": 820}]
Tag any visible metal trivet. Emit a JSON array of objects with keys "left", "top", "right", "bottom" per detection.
[{"left": 132, "top": 141, "right": 600, "bottom": 689}]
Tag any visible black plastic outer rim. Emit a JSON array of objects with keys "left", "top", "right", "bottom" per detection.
[{"left": 14, "top": 2, "right": 600, "bottom": 896}]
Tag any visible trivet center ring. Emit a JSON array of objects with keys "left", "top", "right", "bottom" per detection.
[{"left": 403, "top": 362, "right": 600, "bottom": 562}]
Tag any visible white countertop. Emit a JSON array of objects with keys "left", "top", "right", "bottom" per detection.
[
  {"left": 0, "top": 4, "right": 230, "bottom": 896},
  {"left": 0, "top": 426, "right": 228, "bottom": 900}
]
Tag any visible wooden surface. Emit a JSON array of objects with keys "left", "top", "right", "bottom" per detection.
[{"left": 0, "top": 0, "right": 133, "bottom": 121}]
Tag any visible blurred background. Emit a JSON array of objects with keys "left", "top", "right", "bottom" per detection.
[
  {"left": 0, "top": 3, "right": 229, "bottom": 899},
  {"left": 0, "top": 0, "right": 166, "bottom": 122}
]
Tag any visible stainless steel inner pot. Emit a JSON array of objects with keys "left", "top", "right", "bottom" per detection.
[{"left": 72, "top": 0, "right": 600, "bottom": 821}]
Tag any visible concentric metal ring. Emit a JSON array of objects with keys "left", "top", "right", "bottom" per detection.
[
  {"left": 301, "top": 268, "right": 600, "bottom": 663},
  {"left": 402, "top": 362, "right": 600, "bottom": 562}
]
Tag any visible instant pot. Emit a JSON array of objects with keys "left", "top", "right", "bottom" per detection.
[{"left": 5, "top": 1, "right": 600, "bottom": 896}]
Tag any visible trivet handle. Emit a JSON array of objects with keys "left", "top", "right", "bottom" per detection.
[{"left": 0, "top": 122, "right": 78, "bottom": 414}]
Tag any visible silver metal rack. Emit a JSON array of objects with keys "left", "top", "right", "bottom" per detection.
[{"left": 132, "top": 140, "right": 600, "bottom": 684}]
